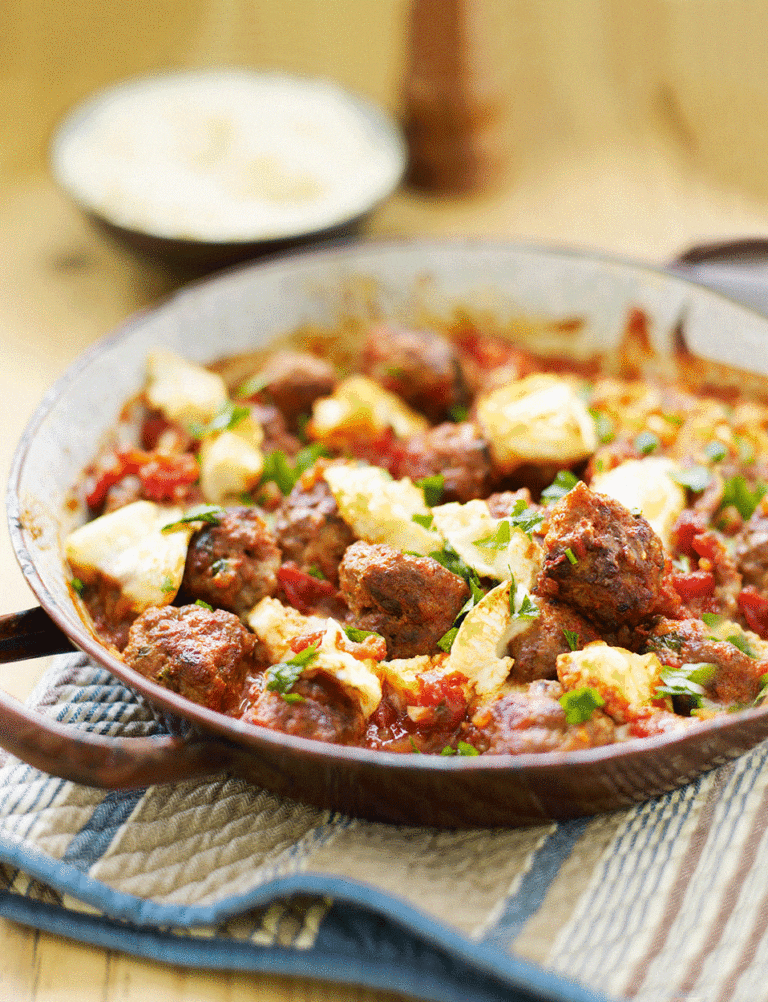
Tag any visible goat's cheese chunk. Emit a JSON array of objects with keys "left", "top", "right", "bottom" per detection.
[
  {"left": 476, "top": 374, "right": 597, "bottom": 473},
  {"left": 308, "top": 375, "right": 429, "bottom": 445},
  {"left": 557, "top": 641, "right": 667, "bottom": 723},
  {"left": 590, "top": 457, "right": 686, "bottom": 548},
  {"left": 446, "top": 581, "right": 538, "bottom": 697},
  {"left": 199, "top": 423, "right": 265, "bottom": 504},
  {"left": 303, "top": 620, "right": 382, "bottom": 717},
  {"left": 145, "top": 350, "right": 228, "bottom": 428},
  {"left": 64, "top": 500, "right": 193, "bottom": 612},
  {"left": 322, "top": 463, "right": 441, "bottom": 554},
  {"left": 246, "top": 597, "right": 327, "bottom": 664},
  {"left": 431, "top": 499, "right": 542, "bottom": 584}
]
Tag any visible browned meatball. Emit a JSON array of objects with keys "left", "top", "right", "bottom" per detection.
[
  {"left": 735, "top": 510, "right": 768, "bottom": 592},
  {"left": 123, "top": 604, "right": 257, "bottom": 712},
  {"left": 248, "top": 401, "right": 302, "bottom": 457},
  {"left": 470, "top": 679, "right": 616, "bottom": 754},
  {"left": 538, "top": 481, "right": 665, "bottom": 629},
  {"left": 645, "top": 616, "right": 768, "bottom": 707},
  {"left": 242, "top": 673, "right": 365, "bottom": 745},
  {"left": 274, "top": 473, "right": 356, "bottom": 585},
  {"left": 506, "top": 599, "right": 601, "bottom": 683},
  {"left": 397, "top": 422, "right": 493, "bottom": 503},
  {"left": 253, "top": 350, "right": 336, "bottom": 429},
  {"left": 182, "top": 507, "right": 281, "bottom": 617},
  {"left": 485, "top": 489, "right": 534, "bottom": 519},
  {"left": 338, "top": 541, "right": 470, "bottom": 658},
  {"left": 360, "top": 323, "right": 468, "bottom": 422}
]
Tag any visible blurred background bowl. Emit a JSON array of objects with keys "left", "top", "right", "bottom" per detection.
[{"left": 49, "top": 68, "right": 408, "bottom": 274}]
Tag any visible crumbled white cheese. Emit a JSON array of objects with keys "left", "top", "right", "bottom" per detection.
[
  {"left": 145, "top": 350, "right": 228, "bottom": 428},
  {"left": 199, "top": 428, "right": 264, "bottom": 504},
  {"left": 557, "top": 641, "right": 667, "bottom": 723},
  {"left": 64, "top": 500, "right": 193, "bottom": 613},
  {"left": 308, "top": 375, "right": 428, "bottom": 444},
  {"left": 591, "top": 457, "right": 686, "bottom": 548},
  {"left": 322, "top": 463, "right": 441, "bottom": 554},
  {"left": 476, "top": 374, "right": 597, "bottom": 473},
  {"left": 246, "top": 597, "right": 327, "bottom": 664},
  {"left": 430, "top": 499, "right": 542, "bottom": 584}
]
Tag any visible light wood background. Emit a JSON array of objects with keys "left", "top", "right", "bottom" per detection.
[{"left": 3, "top": 1, "right": 768, "bottom": 999}]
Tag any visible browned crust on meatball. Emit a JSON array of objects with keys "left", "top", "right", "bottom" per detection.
[
  {"left": 506, "top": 599, "right": 601, "bottom": 683},
  {"left": 539, "top": 481, "right": 665, "bottom": 629},
  {"left": 123, "top": 604, "right": 258, "bottom": 712},
  {"left": 274, "top": 474, "right": 356, "bottom": 585},
  {"left": 182, "top": 507, "right": 281, "bottom": 617},
  {"left": 242, "top": 673, "right": 365, "bottom": 745},
  {"left": 397, "top": 422, "right": 493, "bottom": 503},
  {"left": 338, "top": 541, "right": 470, "bottom": 658},
  {"left": 470, "top": 679, "right": 616, "bottom": 754}
]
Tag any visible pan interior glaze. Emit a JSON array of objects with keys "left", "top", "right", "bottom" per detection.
[{"left": 9, "top": 239, "right": 768, "bottom": 827}]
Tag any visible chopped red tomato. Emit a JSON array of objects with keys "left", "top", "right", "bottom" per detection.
[
  {"left": 138, "top": 453, "right": 199, "bottom": 502},
  {"left": 671, "top": 568, "right": 716, "bottom": 601},
  {"left": 278, "top": 562, "right": 338, "bottom": 615},
  {"left": 738, "top": 587, "right": 768, "bottom": 639},
  {"left": 345, "top": 427, "right": 407, "bottom": 476}
]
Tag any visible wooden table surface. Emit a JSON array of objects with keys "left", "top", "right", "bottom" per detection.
[{"left": 5, "top": 1, "right": 768, "bottom": 998}]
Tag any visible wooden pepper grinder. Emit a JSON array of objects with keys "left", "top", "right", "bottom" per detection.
[{"left": 402, "top": 0, "right": 513, "bottom": 194}]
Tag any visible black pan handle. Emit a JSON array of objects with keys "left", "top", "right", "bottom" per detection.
[{"left": 0, "top": 606, "right": 237, "bottom": 788}]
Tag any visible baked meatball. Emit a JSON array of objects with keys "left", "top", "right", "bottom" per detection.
[
  {"left": 123, "top": 604, "right": 257, "bottom": 712},
  {"left": 338, "top": 541, "right": 470, "bottom": 658},
  {"left": 182, "top": 507, "right": 281, "bottom": 617},
  {"left": 360, "top": 323, "right": 468, "bottom": 422},
  {"left": 645, "top": 616, "right": 768, "bottom": 707},
  {"left": 470, "top": 679, "right": 616, "bottom": 754},
  {"left": 735, "top": 509, "right": 768, "bottom": 593},
  {"left": 253, "top": 350, "right": 336, "bottom": 429},
  {"left": 274, "top": 473, "right": 356, "bottom": 585},
  {"left": 242, "top": 673, "right": 365, "bottom": 745},
  {"left": 539, "top": 481, "right": 665, "bottom": 629},
  {"left": 397, "top": 422, "right": 493, "bottom": 503},
  {"left": 506, "top": 598, "right": 601, "bottom": 683}
]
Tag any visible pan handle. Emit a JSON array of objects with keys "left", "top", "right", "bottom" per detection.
[{"left": 0, "top": 606, "right": 237, "bottom": 788}]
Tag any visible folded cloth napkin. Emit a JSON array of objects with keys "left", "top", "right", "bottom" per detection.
[
  {"left": 3, "top": 650, "right": 768, "bottom": 1002},
  {"left": 4, "top": 253, "right": 768, "bottom": 1002}
]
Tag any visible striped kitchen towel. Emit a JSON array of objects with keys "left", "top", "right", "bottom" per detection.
[{"left": 0, "top": 651, "right": 766, "bottom": 1002}]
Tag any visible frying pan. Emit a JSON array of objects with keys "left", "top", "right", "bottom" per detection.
[{"left": 5, "top": 239, "right": 768, "bottom": 829}]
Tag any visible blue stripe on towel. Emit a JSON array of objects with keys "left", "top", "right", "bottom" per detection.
[
  {"left": 62, "top": 789, "right": 145, "bottom": 872},
  {"left": 480, "top": 817, "right": 592, "bottom": 950}
]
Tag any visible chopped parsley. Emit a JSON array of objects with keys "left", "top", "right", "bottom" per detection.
[
  {"left": 209, "top": 558, "right": 230, "bottom": 577},
  {"left": 719, "top": 475, "right": 767, "bottom": 521},
  {"left": 306, "top": 564, "right": 326, "bottom": 580},
  {"left": 701, "top": 612, "right": 724, "bottom": 630},
  {"left": 265, "top": 641, "right": 320, "bottom": 696},
  {"left": 562, "top": 628, "right": 580, "bottom": 651},
  {"left": 754, "top": 673, "right": 768, "bottom": 706},
  {"left": 448, "top": 404, "right": 469, "bottom": 423},
  {"left": 194, "top": 599, "right": 214, "bottom": 611},
  {"left": 565, "top": 547, "right": 578, "bottom": 565},
  {"left": 437, "top": 626, "right": 460, "bottom": 653},
  {"left": 260, "top": 443, "right": 329, "bottom": 495},
  {"left": 560, "top": 687, "right": 605, "bottom": 725},
  {"left": 416, "top": 474, "right": 445, "bottom": 507},
  {"left": 655, "top": 662, "right": 716, "bottom": 706},
  {"left": 71, "top": 577, "right": 84, "bottom": 595},
  {"left": 647, "top": 632, "right": 684, "bottom": 653},
  {"left": 343, "top": 626, "right": 384, "bottom": 643},
  {"left": 506, "top": 498, "right": 545, "bottom": 537},
  {"left": 726, "top": 633, "right": 756, "bottom": 658},
  {"left": 412, "top": 512, "right": 435, "bottom": 530},
  {"left": 162, "top": 505, "right": 224, "bottom": 532},
  {"left": 670, "top": 465, "right": 712, "bottom": 493},
  {"left": 187, "top": 400, "right": 250, "bottom": 439},
  {"left": 234, "top": 372, "right": 268, "bottom": 399},
  {"left": 508, "top": 577, "right": 539, "bottom": 621},
  {"left": 440, "top": 741, "right": 479, "bottom": 757},
  {"left": 541, "top": 470, "right": 579, "bottom": 504},
  {"left": 160, "top": 575, "right": 176, "bottom": 594},
  {"left": 474, "top": 519, "right": 511, "bottom": 550},
  {"left": 704, "top": 441, "right": 728, "bottom": 463},
  {"left": 589, "top": 408, "right": 615, "bottom": 444},
  {"left": 634, "top": 430, "right": 660, "bottom": 455}
]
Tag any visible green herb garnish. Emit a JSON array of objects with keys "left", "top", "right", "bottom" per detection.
[
  {"left": 727, "top": 633, "right": 756, "bottom": 658},
  {"left": 260, "top": 443, "right": 329, "bottom": 496},
  {"left": 162, "top": 504, "right": 224, "bottom": 533},
  {"left": 589, "top": 408, "right": 615, "bottom": 444},
  {"left": 670, "top": 465, "right": 712, "bottom": 493},
  {"left": 448, "top": 404, "right": 469, "bottom": 423},
  {"left": 704, "top": 441, "right": 728, "bottom": 463},
  {"left": 507, "top": 498, "right": 545, "bottom": 537},
  {"left": 188, "top": 401, "right": 250, "bottom": 439},
  {"left": 560, "top": 687, "right": 605, "bottom": 725},
  {"left": 412, "top": 513, "right": 435, "bottom": 529},
  {"left": 655, "top": 662, "right": 716, "bottom": 706},
  {"left": 634, "top": 431, "right": 660, "bottom": 455},
  {"left": 160, "top": 575, "right": 175, "bottom": 594},
  {"left": 194, "top": 599, "right": 214, "bottom": 611},
  {"left": 234, "top": 373, "right": 268, "bottom": 399},
  {"left": 562, "top": 628, "right": 580, "bottom": 651},
  {"left": 474, "top": 519, "right": 511, "bottom": 550},
  {"left": 719, "top": 475, "right": 767, "bottom": 521},
  {"left": 416, "top": 474, "right": 445, "bottom": 507},
  {"left": 565, "top": 547, "right": 578, "bottom": 565},
  {"left": 343, "top": 626, "right": 384, "bottom": 643},
  {"left": 541, "top": 470, "right": 579, "bottom": 504},
  {"left": 265, "top": 641, "right": 320, "bottom": 695},
  {"left": 71, "top": 577, "right": 84, "bottom": 595}
]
